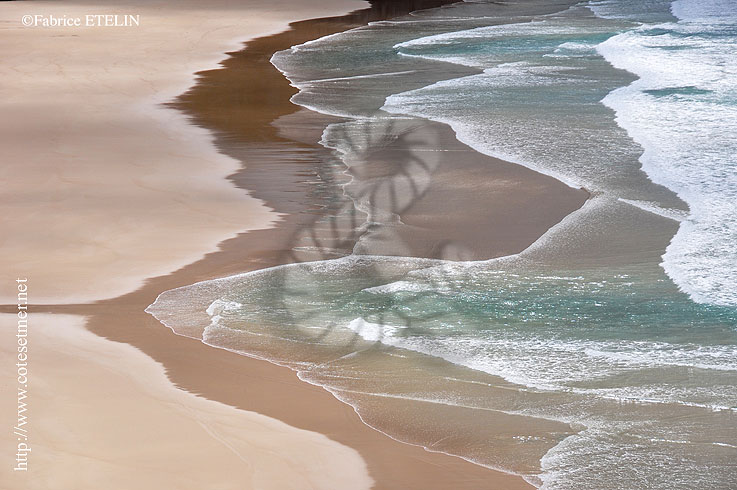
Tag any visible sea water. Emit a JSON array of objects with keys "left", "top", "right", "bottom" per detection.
[{"left": 149, "top": 0, "right": 737, "bottom": 487}]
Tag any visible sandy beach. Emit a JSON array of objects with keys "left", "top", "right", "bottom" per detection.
[
  {"left": 0, "top": 0, "right": 371, "bottom": 305},
  {"left": 1, "top": 0, "right": 589, "bottom": 488},
  {"left": 0, "top": 313, "right": 372, "bottom": 490}
]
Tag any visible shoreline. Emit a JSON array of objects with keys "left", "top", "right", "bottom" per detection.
[
  {"left": 2, "top": 0, "right": 588, "bottom": 488},
  {"left": 0, "top": 0, "right": 374, "bottom": 304},
  {"left": 0, "top": 313, "right": 373, "bottom": 490}
]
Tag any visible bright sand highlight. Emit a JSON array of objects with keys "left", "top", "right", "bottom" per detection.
[{"left": 0, "top": 0, "right": 364, "bottom": 304}]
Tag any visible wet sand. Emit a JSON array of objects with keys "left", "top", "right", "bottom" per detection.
[
  {"left": 0, "top": 0, "right": 588, "bottom": 488},
  {"left": 0, "top": 313, "right": 372, "bottom": 490},
  {"left": 0, "top": 0, "right": 371, "bottom": 304}
]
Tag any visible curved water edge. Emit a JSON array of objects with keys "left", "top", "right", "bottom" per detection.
[
  {"left": 594, "top": 0, "right": 737, "bottom": 306},
  {"left": 148, "top": 0, "right": 737, "bottom": 488},
  {"left": 144, "top": 256, "right": 577, "bottom": 486},
  {"left": 146, "top": 252, "right": 737, "bottom": 488},
  {"left": 379, "top": 0, "right": 737, "bottom": 306}
]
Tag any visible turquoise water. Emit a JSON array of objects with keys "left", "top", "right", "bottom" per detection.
[
  {"left": 200, "top": 258, "right": 737, "bottom": 409},
  {"left": 150, "top": 0, "right": 737, "bottom": 487},
  {"left": 383, "top": 1, "right": 737, "bottom": 308},
  {"left": 150, "top": 255, "right": 737, "bottom": 487}
]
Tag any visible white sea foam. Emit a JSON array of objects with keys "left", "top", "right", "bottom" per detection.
[
  {"left": 346, "top": 318, "right": 405, "bottom": 342},
  {"left": 205, "top": 299, "right": 242, "bottom": 316},
  {"left": 361, "top": 280, "right": 442, "bottom": 294},
  {"left": 385, "top": 1, "right": 737, "bottom": 307},
  {"left": 618, "top": 198, "right": 688, "bottom": 221},
  {"left": 587, "top": 0, "right": 675, "bottom": 22},
  {"left": 597, "top": 15, "right": 737, "bottom": 306},
  {"left": 342, "top": 315, "right": 737, "bottom": 410},
  {"left": 383, "top": 72, "right": 585, "bottom": 190},
  {"left": 383, "top": 10, "right": 637, "bottom": 196},
  {"left": 394, "top": 21, "right": 590, "bottom": 51}
]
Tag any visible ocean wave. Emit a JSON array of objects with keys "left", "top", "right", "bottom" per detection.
[{"left": 597, "top": 17, "right": 737, "bottom": 306}]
